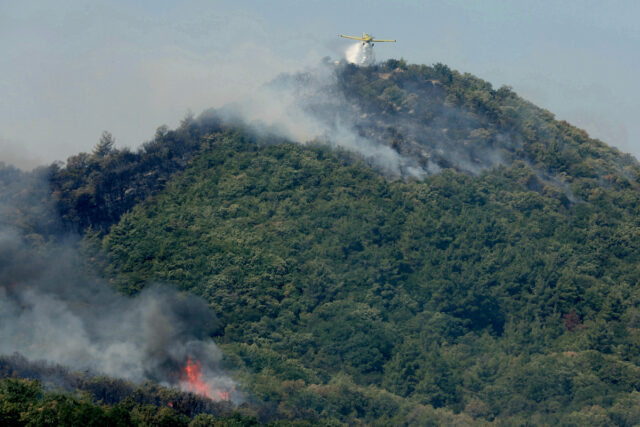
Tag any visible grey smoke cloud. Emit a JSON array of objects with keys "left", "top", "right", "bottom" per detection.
[
  {"left": 0, "top": 137, "right": 45, "bottom": 171},
  {"left": 0, "top": 172, "right": 239, "bottom": 402},
  {"left": 220, "top": 58, "right": 429, "bottom": 179},
  {"left": 220, "top": 51, "right": 524, "bottom": 179}
]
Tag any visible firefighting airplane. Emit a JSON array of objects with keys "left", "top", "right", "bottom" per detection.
[{"left": 339, "top": 32, "right": 396, "bottom": 47}]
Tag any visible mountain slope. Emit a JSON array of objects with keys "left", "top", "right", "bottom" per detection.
[
  {"left": 46, "top": 59, "right": 639, "bottom": 237},
  {"left": 271, "top": 60, "right": 637, "bottom": 183},
  {"left": 102, "top": 128, "right": 640, "bottom": 423}
]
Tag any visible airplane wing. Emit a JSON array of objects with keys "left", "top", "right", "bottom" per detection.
[
  {"left": 372, "top": 39, "right": 396, "bottom": 43},
  {"left": 339, "top": 34, "right": 365, "bottom": 41}
]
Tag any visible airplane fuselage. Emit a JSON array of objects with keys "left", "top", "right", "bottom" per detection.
[
  {"left": 338, "top": 32, "right": 396, "bottom": 46},
  {"left": 360, "top": 33, "right": 374, "bottom": 43}
]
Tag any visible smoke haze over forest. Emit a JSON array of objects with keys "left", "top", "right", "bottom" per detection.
[
  {"left": 0, "top": 172, "right": 238, "bottom": 402},
  {"left": 1, "top": 1, "right": 639, "bottom": 168}
]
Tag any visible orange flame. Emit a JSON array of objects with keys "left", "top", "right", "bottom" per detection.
[
  {"left": 180, "top": 357, "right": 231, "bottom": 401},
  {"left": 182, "top": 357, "right": 212, "bottom": 398}
]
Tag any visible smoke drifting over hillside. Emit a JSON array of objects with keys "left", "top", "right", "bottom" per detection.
[
  {"left": 215, "top": 55, "right": 522, "bottom": 179},
  {"left": 215, "top": 61, "right": 429, "bottom": 178},
  {"left": 0, "top": 173, "right": 239, "bottom": 403}
]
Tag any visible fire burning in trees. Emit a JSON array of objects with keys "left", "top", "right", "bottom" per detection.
[
  {"left": 180, "top": 357, "right": 231, "bottom": 401},
  {"left": 181, "top": 357, "right": 210, "bottom": 398}
]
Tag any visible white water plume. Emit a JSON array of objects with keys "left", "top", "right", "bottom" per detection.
[{"left": 345, "top": 42, "right": 375, "bottom": 65}]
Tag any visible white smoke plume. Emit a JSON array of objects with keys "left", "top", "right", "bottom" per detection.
[
  {"left": 239, "top": 59, "right": 525, "bottom": 179},
  {"left": 214, "top": 60, "right": 428, "bottom": 179},
  {"left": 206, "top": 46, "right": 524, "bottom": 179}
]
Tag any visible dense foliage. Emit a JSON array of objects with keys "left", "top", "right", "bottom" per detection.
[
  {"left": 5, "top": 60, "right": 640, "bottom": 424},
  {"left": 0, "top": 372, "right": 257, "bottom": 426},
  {"left": 48, "top": 116, "right": 224, "bottom": 234},
  {"left": 0, "top": 354, "right": 238, "bottom": 419},
  {"left": 102, "top": 129, "right": 640, "bottom": 423}
]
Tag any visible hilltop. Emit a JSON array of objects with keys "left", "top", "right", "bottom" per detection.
[{"left": 44, "top": 59, "right": 639, "bottom": 237}]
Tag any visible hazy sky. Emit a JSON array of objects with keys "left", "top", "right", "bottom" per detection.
[{"left": 1, "top": 0, "right": 639, "bottom": 168}]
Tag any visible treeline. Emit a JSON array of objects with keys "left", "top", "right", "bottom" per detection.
[
  {"left": 337, "top": 59, "right": 638, "bottom": 184},
  {"left": 48, "top": 114, "right": 224, "bottom": 235},
  {"left": 0, "top": 354, "right": 264, "bottom": 426},
  {"left": 44, "top": 58, "right": 639, "bottom": 237},
  {"left": 0, "top": 354, "right": 234, "bottom": 418},
  {"left": 0, "top": 377, "right": 261, "bottom": 426}
]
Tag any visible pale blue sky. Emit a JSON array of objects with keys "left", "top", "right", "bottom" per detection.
[{"left": 1, "top": 0, "right": 639, "bottom": 168}]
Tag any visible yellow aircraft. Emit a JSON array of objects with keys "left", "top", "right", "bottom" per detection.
[{"left": 339, "top": 32, "right": 396, "bottom": 46}]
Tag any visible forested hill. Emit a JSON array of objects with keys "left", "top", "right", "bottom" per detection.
[
  {"left": 100, "top": 133, "right": 640, "bottom": 424},
  {"left": 4, "top": 60, "right": 640, "bottom": 424},
  {"left": 45, "top": 59, "right": 638, "bottom": 236},
  {"left": 272, "top": 59, "right": 637, "bottom": 180}
]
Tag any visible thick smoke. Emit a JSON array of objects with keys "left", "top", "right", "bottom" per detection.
[
  {"left": 0, "top": 173, "right": 239, "bottom": 403},
  {"left": 210, "top": 45, "right": 525, "bottom": 179}
]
